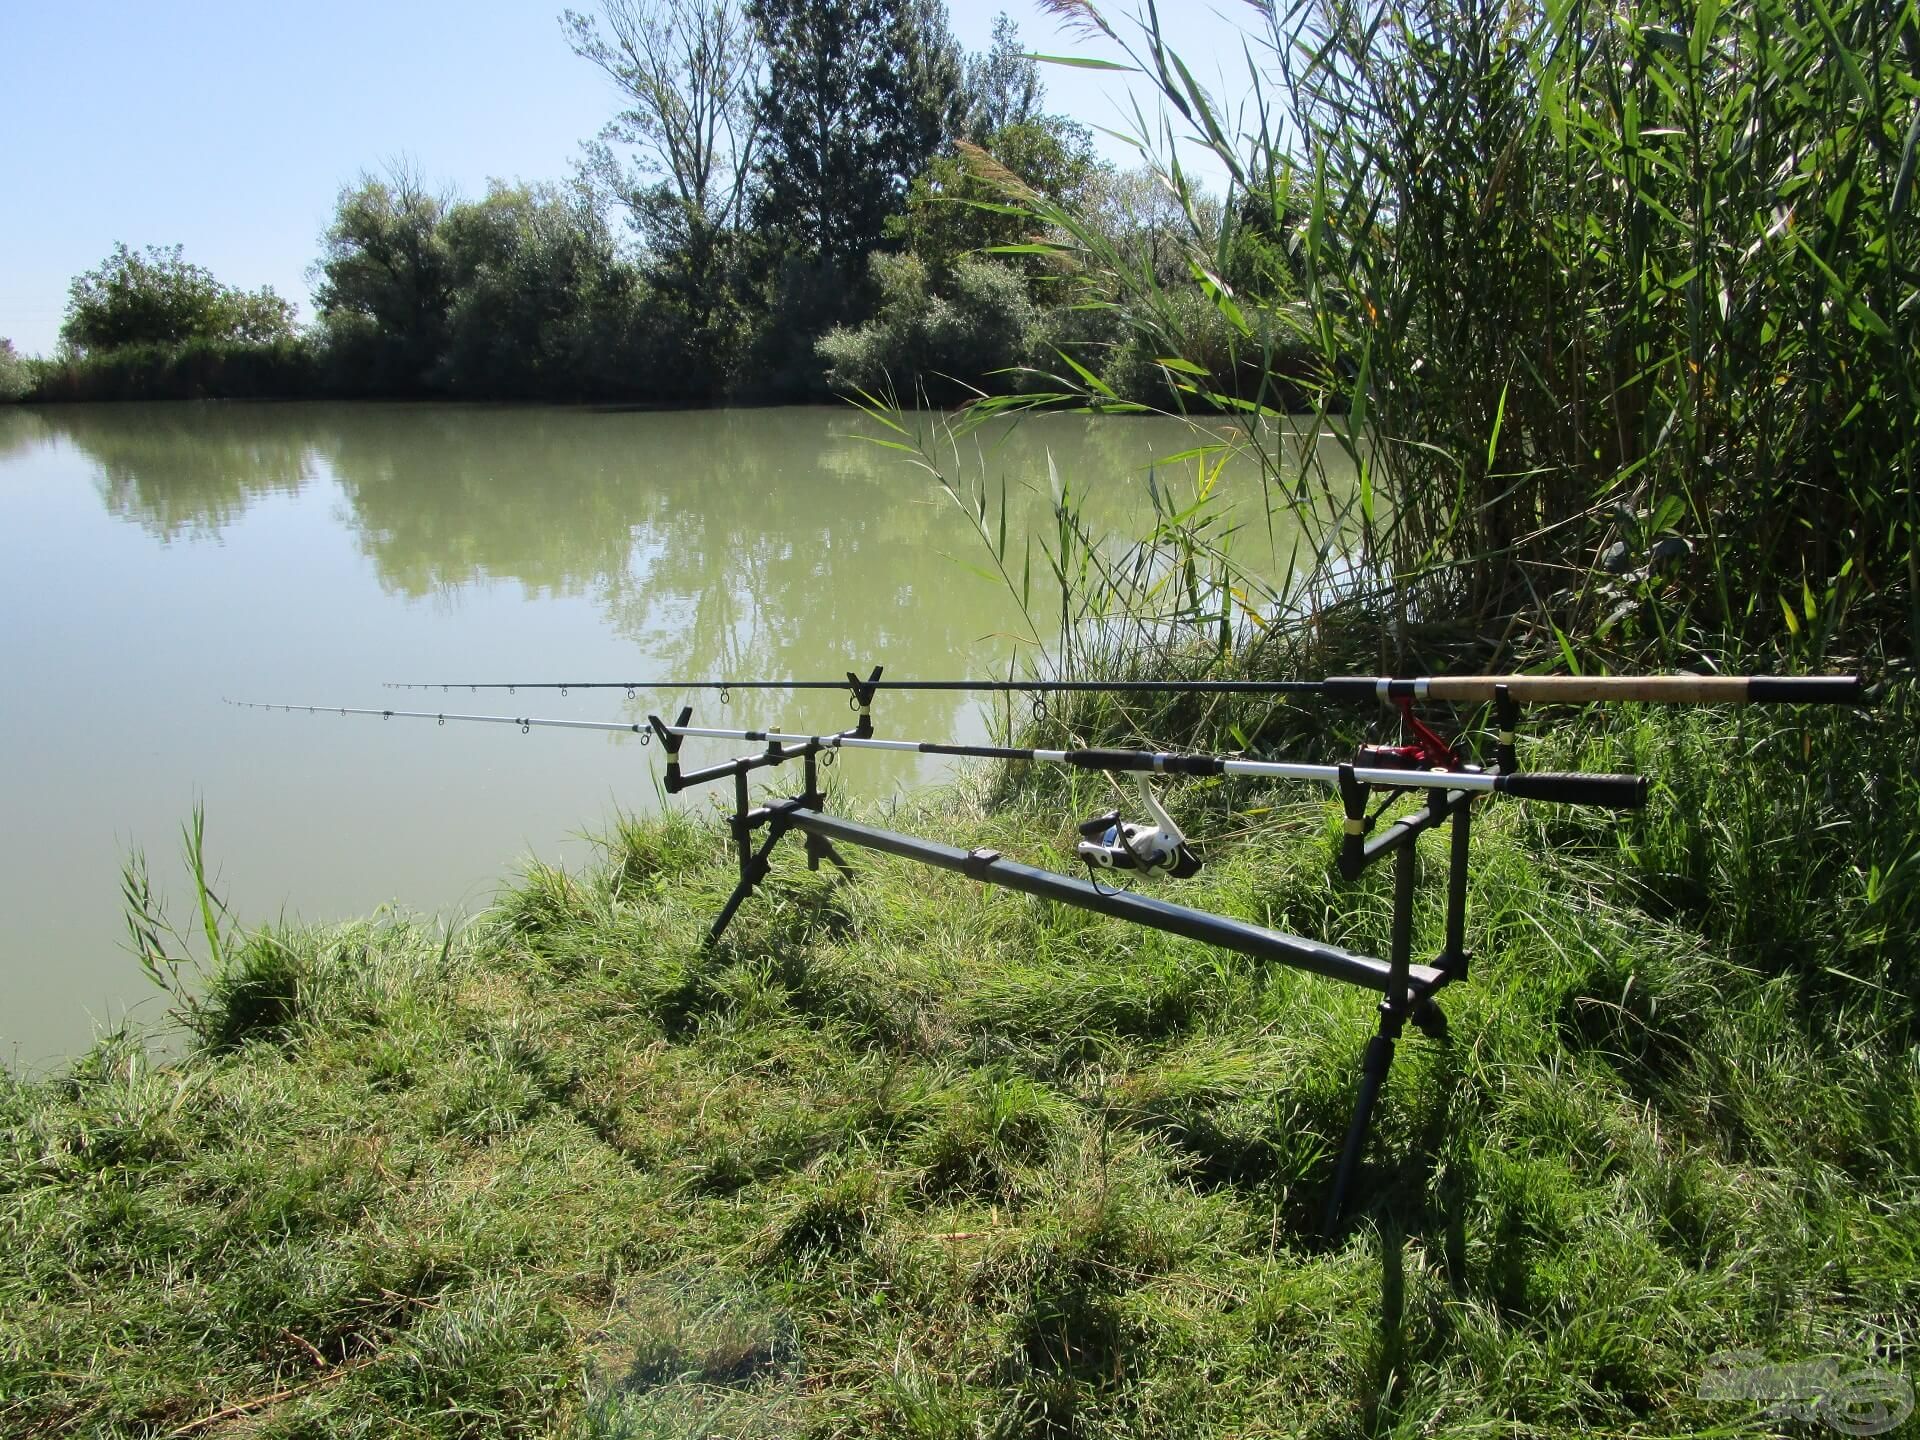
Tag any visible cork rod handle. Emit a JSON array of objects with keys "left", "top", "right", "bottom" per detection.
[{"left": 1418, "top": 675, "right": 1861, "bottom": 705}]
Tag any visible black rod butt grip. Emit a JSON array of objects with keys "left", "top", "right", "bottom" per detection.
[
  {"left": 1064, "top": 749, "right": 1226, "bottom": 776},
  {"left": 1748, "top": 675, "right": 1864, "bottom": 705},
  {"left": 1321, "top": 677, "right": 1384, "bottom": 703},
  {"left": 1496, "top": 771, "right": 1649, "bottom": 809}
]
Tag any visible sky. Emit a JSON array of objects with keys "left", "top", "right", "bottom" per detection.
[{"left": 0, "top": 1, "right": 1263, "bottom": 358}]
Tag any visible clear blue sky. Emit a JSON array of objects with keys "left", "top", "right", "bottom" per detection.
[{"left": 1, "top": 1, "right": 1257, "bottom": 357}]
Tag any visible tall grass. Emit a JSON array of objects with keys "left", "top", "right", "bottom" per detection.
[
  {"left": 878, "top": 0, "right": 1920, "bottom": 1055},
  {"left": 850, "top": 393, "right": 1307, "bottom": 687},
  {"left": 1009, "top": 0, "right": 1915, "bottom": 676},
  {"left": 27, "top": 336, "right": 321, "bottom": 402}
]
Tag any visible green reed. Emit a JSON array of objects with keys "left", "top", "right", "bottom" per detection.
[{"left": 1016, "top": 0, "right": 1916, "bottom": 676}]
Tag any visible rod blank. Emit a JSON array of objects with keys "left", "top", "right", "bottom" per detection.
[
  {"left": 224, "top": 700, "right": 650, "bottom": 736},
  {"left": 380, "top": 673, "right": 1864, "bottom": 706},
  {"left": 1414, "top": 673, "right": 1864, "bottom": 705}
]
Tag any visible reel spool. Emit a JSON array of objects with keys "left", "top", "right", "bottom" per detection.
[{"left": 1075, "top": 776, "right": 1202, "bottom": 881}]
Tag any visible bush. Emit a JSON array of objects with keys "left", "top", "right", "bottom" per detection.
[
  {"left": 28, "top": 337, "right": 319, "bottom": 402},
  {"left": 61, "top": 244, "right": 295, "bottom": 354},
  {"left": 818, "top": 253, "right": 1037, "bottom": 404},
  {"left": 0, "top": 339, "right": 31, "bottom": 402}
]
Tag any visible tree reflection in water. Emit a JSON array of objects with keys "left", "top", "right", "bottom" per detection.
[{"left": 43, "top": 401, "right": 1336, "bottom": 741}]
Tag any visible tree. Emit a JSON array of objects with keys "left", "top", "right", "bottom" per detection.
[
  {"left": 746, "top": 0, "right": 962, "bottom": 269},
  {"left": 1081, "top": 163, "right": 1212, "bottom": 287},
  {"left": 311, "top": 167, "right": 456, "bottom": 388},
  {"left": 561, "top": 0, "right": 763, "bottom": 267},
  {"left": 60, "top": 244, "right": 295, "bottom": 354},
  {"left": 436, "top": 181, "right": 643, "bottom": 398},
  {"left": 897, "top": 0, "right": 966, "bottom": 175},
  {"left": 961, "top": 11, "right": 1042, "bottom": 141}
]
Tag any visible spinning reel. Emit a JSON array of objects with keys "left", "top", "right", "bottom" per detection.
[
  {"left": 1075, "top": 775, "right": 1202, "bottom": 881},
  {"left": 1352, "top": 695, "right": 1463, "bottom": 772}
]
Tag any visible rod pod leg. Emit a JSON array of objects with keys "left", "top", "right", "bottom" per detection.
[
  {"left": 803, "top": 827, "right": 856, "bottom": 878},
  {"left": 1325, "top": 1018, "right": 1403, "bottom": 1233},
  {"left": 1325, "top": 838, "right": 1420, "bottom": 1233},
  {"left": 707, "top": 820, "right": 790, "bottom": 947}
]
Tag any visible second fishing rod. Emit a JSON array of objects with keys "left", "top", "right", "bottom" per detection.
[{"left": 225, "top": 700, "right": 1646, "bottom": 810}]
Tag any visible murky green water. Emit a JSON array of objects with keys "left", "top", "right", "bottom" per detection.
[{"left": 0, "top": 402, "right": 1331, "bottom": 1066}]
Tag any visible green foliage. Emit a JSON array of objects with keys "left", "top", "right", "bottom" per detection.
[
  {"left": 817, "top": 252, "right": 1037, "bottom": 402},
  {"left": 960, "top": 10, "right": 1043, "bottom": 141},
  {"left": 27, "top": 336, "right": 319, "bottom": 402},
  {"left": 309, "top": 173, "right": 681, "bottom": 401},
  {"left": 313, "top": 167, "right": 457, "bottom": 392},
  {"left": 0, "top": 338, "right": 31, "bottom": 402},
  {"left": 561, "top": 0, "right": 762, "bottom": 262},
  {"left": 436, "top": 182, "right": 640, "bottom": 399},
  {"left": 746, "top": 0, "right": 961, "bottom": 267},
  {"left": 38, "top": 11, "right": 1099, "bottom": 407},
  {"left": 734, "top": 251, "right": 861, "bottom": 402},
  {"left": 59, "top": 243, "right": 295, "bottom": 355},
  {"left": 1097, "top": 280, "right": 1272, "bottom": 410},
  {"left": 891, "top": 116, "right": 1104, "bottom": 285},
  {"left": 1015, "top": 0, "right": 1917, "bottom": 671}
]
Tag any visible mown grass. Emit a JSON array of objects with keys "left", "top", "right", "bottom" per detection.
[{"left": 3, "top": 704, "right": 1914, "bottom": 1438}]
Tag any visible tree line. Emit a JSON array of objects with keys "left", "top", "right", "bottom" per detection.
[{"left": 9, "top": 1, "right": 1302, "bottom": 409}]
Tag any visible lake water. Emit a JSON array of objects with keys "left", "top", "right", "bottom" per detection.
[{"left": 0, "top": 402, "right": 1325, "bottom": 1067}]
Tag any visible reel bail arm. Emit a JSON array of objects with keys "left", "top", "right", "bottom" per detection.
[{"left": 1074, "top": 775, "right": 1203, "bottom": 881}]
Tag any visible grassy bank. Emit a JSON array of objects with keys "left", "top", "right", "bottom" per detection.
[{"left": 4, "top": 702, "right": 1914, "bottom": 1438}]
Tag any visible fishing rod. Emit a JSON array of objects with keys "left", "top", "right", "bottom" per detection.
[
  {"left": 647, "top": 716, "right": 1647, "bottom": 808},
  {"left": 381, "top": 667, "right": 1865, "bottom": 706},
  {"left": 222, "top": 700, "right": 1646, "bottom": 807}
]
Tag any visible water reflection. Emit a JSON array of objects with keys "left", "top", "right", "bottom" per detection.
[
  {"left": 5, "top": 401, "right": 1345, "bottom": 1066},
  {"left": 0, "top": 406, "right": 52, "bottom": 463},
  {"left": 43, "top": 402, "right": 320, "bottom": 541},
  {"left": 40, "top": 402, "right": 1302, "bottom": 674}
]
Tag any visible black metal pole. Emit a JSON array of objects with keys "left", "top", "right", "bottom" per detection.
[
  {"left": 1357, "top": 788, "right": 1472, "bottom": 869},
  {"left": 777, "top": 804, "right": 1452, "bottom": 999},
  {"left": 668, "top": 736, "right": 833, "bottom": 793},
  {"left": 1327, "top": 1031, "right": 1398, "bottom": 1233},
  {"left": 733, "top": 772, "right": 751, "bottom": 884},
  {"left": 1390, "top": 839, "right": 1416, "bottom": 1014},
  {"left": 708, "top": 819, "right": 790, "bottom": 946},
  {"left": 1325, "top": 830, "right": 1422, "bottom": 1231},
  {"left": 1443, "top": 796, "right": 1472, "bottom": 977}
]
